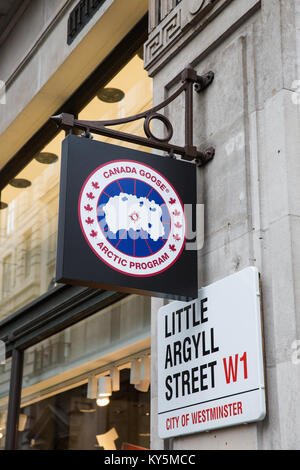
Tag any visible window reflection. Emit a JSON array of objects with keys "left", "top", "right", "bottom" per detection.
[
  {"left": 0, "top": 52, "right": 152, "bottom": 322},
  {"left": 15, "top": 295, "right": 151, "bottom": 450},
  {"left": 79, "top": 54, "right": 152, "bottom": 152},
  {"left": 0, "top": 131, "right": 63, "bottom": 320},
  {"left": 18, "top": 369, "right": 150, "bottom": 450}
]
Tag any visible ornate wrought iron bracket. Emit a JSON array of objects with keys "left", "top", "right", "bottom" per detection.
[{"left": 51, "top": 65, "right": 215, "bottom": 165}]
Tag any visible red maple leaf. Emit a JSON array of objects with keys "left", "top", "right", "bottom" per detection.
[
  {"left": 90, "top": 230, "right": 98, "bottom": 237},
  {"left": 173, "top": 234, "right": 181, "bottom": 241},
  {"left": 84, "top": 204, "right": 93, "bottom": 211},
  {"left": 173, "top": 209, "right": 180, "bottom": 216},
  {"left": 85, "top": 217, "right": 94, "bottom": 225},
  {"left": 169, "top": 244, "right": 176, "bottom": 252},
  {"left": 169, "top": 198, "right": 176, "bottom": 205},
  {"left": 92, "top": 181, "right": 100, "bottom": 189},
  {"left": 175, "top": 222, "right": 182, "bottom": 228},
  {"left": 86, "top": 192, "right": 95, "bottom": 200}
]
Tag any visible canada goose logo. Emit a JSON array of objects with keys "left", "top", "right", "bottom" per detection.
[{"left": 78, "top": 160, "right": 186, "bottom": 277}]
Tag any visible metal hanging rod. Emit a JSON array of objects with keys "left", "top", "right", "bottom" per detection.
[{"left": 51, "top": 65, "right": 215, "bottom": 165}]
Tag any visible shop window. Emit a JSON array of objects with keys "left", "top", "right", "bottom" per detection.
[
  {"left": 78, "top": 54, "right": 152, "bottom": 153},
  {"left": 0, "top": 50, "right": 152, "bottom": 321},
  {"left": 0, "top": 42, "right": 152, "bottom": 450},
  {"left": 6, "top": 201, "right": 15, "bottom": 236},
  {"left": 11, "top": 295, "right": 151, "bottom": 450},
  {"left": 17, "top": 369, "right": 150, "bottom": 450},
  {"left": 0, "top": 131, "right": 64, "bottom": 319}
]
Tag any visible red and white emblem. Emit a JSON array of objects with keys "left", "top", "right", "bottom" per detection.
[{"left": 78, "top": 160, "right": 186, "bottom": 277}]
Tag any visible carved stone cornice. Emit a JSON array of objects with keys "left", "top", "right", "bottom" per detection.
[{"left": 144, "top": 0, "right": 231, "bottom": 75}]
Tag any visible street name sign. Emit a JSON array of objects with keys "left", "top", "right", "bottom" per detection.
[{"left": 157, "top": 267, "right": 266, "bottom": 438}]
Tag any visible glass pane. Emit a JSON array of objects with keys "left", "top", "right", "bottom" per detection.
[
  {"left": 0, "top": 50, "right": 152, "bottom": 322},
  {"left": 18, "top": 295, "right": 151, "bottom": 450},
  {"left": 0, "top": 131, "right": 64, "bottom": 320},
  {"left": 18, "top": 369, "right": 150, "bottom": 450},
  {"left": 78, "top": 53, "right": 152, "bottom": 152},
  {"left": 21, "top": 295, "right": 150, "bottom": 392}
]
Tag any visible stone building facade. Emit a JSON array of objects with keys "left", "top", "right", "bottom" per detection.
[{"left": 148, "top": 0, "right": 300, "bottom": 450}]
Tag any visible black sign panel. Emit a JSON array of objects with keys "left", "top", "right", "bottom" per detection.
[{"left": 56, "top": 135, "right": 197, "bottom": 299}]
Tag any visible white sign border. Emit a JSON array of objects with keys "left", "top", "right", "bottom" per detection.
[{"left": 157, "top": 267, "right": 266, "bottom": 439}]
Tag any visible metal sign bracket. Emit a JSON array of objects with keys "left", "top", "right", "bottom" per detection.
[{"left": 51, "top": 65, "right": 215, "bottom": 165}]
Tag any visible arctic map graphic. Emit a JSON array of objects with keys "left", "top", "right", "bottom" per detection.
[{"left": 103, "top": 192, "right": 164, "bottom": 242}]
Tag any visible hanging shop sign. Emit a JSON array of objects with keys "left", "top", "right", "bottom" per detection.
[
  {"left": 157, "top": 267, "right": 266, "bottom": 438},
  {"left": 55, "top": 134, "right": 197, "bottom": 299},
  {"left": 53, "top": 66, "right": 215, "bottom": 299}
]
